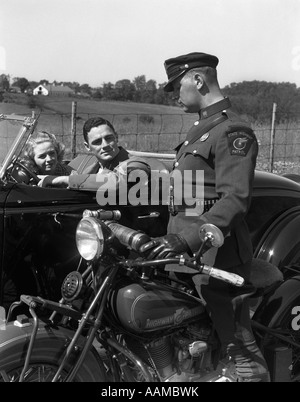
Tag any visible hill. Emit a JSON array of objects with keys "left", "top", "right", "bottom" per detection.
[
  {"left": 43, "top": 97, "right": 185, "bottom": 116},
  {"left": 0, "top": 93, "right": 187, "bottom": 116},
  {"left": 0, "top": 94, "right": 197, "bottom": 155}
]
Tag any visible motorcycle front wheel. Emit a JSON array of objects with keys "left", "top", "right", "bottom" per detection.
[{"left": 0, "top": 322, "right": 107, "bottom": 382}]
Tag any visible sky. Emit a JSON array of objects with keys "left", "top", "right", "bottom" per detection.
[{"left": 1, "top": 0, "right": 300, "bottom": 89}]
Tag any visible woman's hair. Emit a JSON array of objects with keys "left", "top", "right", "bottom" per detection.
[
  {"left": 23, "top": 131, "right": 65, "bottom": 163},
  {"left": 19, "top": 131, "right": 65, "bottom": 175}
]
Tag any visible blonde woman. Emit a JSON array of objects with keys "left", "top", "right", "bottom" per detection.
[{"left": 21, "top": 131, "right": 74, "bottom": 176}]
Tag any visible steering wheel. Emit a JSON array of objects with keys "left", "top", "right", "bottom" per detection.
[{"left": 13, "top": 160, "right": 40, "bottom": 185}]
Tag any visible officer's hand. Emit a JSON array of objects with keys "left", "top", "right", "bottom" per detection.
[{"left": 139, "top": 234, "right": 190, "bottom": 260}]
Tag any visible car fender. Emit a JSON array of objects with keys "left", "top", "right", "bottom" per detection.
[
  {"left": 0, "top": 318, "right": 105, "bottom": 381},
  {"left": 254, "top": 206, "right": 300, "bottom": 270},
  {"left": 252, "top": 275, "right": 300, "bottom": 328}
]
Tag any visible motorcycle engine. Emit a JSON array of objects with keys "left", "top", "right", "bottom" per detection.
[{"left": 125, "top": 320, "right": 237, "bottom": 382}]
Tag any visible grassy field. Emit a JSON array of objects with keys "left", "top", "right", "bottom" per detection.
[
  {"left": 1, "top": 94, "right": 300, "bottom": 174},
  {"left": 0, "top": 93, "right": 188, "bottom": 116},
  {"left": 0, "top": 95, "right": 197, "bottom": 157}
]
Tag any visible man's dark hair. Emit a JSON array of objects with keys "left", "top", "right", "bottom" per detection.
[
  {"left": 185, "top": 67, "right": 218, "bottom": 86},
  {"left": 83, "top": 117, "right": 116, "bottom": 143}
]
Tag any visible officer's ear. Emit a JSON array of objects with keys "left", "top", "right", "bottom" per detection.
[
  {"left": 194, "top": 73, "right": 204, "bottom": 90},
  {"left": 84, "top": 141, "right": 90, "bottom": 152}
]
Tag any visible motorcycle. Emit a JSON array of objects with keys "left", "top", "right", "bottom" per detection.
[{"left": 1, "top": 208, "right": 300, "bottom": 382}]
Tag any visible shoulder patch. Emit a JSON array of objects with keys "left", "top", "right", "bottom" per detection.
[{"left": 227, "top": 131, "right": 255, "bottom": 157}]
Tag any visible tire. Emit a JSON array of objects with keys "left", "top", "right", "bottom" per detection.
[
  {"left": 253, "top": 277, "right": 300, "bottom": 381},
  {"left": 253, "top": 276, "right": 300, "bottom": 328},
  {"left": 0, "top": 322, "right": 107, "bottom": 382},
  {"left": 266, "top": 295, "right": 300, "bottom": 381}
]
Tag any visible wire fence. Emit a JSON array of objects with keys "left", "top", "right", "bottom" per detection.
[{"left": 1, "top": 104, "right": 300, "bottom": 175}]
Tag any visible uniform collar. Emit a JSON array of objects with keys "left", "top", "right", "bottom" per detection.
[{"left": 199, "top": 97, "right": 231, "bottom": 119}]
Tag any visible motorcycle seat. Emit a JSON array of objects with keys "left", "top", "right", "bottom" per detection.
[{"left": 249, "top": 258, "right": 283, "bottom": 297}]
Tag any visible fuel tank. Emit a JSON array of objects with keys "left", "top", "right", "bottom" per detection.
[{"left": 111, "top": 280, "right": 205, "bottom": 334}]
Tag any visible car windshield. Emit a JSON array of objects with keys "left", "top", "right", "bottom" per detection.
[{"left": 0, "top": 113, "right": 39, "bottom": 180}]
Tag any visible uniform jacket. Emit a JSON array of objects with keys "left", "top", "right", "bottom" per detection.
[{"left": 168, "top": 97, "right": 258, "bottom": 270}]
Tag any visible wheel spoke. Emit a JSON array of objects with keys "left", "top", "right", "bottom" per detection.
[{"left": 0, "top": 365, "right": 65, "bottom": 382}]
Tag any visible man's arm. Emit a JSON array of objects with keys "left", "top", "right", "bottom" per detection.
[
  {"left": 38, "top": 175, "right": 69, "bottom": 187},
  {"left": 37, "top": 157, "right": 151, "bottom": 192},
  {"left": 68, "top": 157, "right": 150, "bottom": 190}
]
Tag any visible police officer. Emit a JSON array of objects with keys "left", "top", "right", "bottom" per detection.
[{"left": 140, "top": 52, "right": 270, "bottom": 382}]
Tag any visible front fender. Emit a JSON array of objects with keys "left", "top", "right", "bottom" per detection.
[
  {"left": 254, "top": 206, "right": 300, "bottom": 271},
  {"left": 252, "top": 275, "right": 300, "bottom": 328},
  {"left": 0, "top": 318, "right": 105, "bottom": 381}
]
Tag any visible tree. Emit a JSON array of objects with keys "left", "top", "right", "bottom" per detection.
[
  {"left": 133, "top": 75, "right": 147, "bottom": 102},
  {"left": 142, "top": 79, "right": 157, "bottom": 103},
  {"left": 79, "top": 83, "right": 92, "bottom": 95},
  {"left": 115, "top": 79, "right": 135, "bottom": 101},
  {"left": 133, "top": 75, "right": 146, "bottom": 91},
  {"left": 223, "top": 80, "right": 300, "bottom": 121},
  {"left": 0, "top": 74, "right": 10, "bottom": 91},
  {"left": 29, "top": 80, "right": 39, "bottom": 89},
  {"left": 12, "top": 77, "right": 30, "bottom": 93},
  {"left": 146, "top": 79, "right": 157, "bottom": 92},
  {"left": 91, "top": 88, "right": 103, "bottom": 99},
  {"left": 154, "top": 83, "right": 173, "bottom": 105},
  {"left": 102, "top": 82, "right": 116, "bottom": 100}
]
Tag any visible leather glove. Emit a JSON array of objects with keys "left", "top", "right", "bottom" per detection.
[{"left": 139, "top": 234, "right": 190, "bottom": 260}]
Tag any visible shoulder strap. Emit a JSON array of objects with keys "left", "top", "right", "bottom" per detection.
[
  {"left": 176, "top": 113, "right": 228, "bottom": 158},
  {"left": 188, "top": 113, "right": 228, "bottom": 146}
]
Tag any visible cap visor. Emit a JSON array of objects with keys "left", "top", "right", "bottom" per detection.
[
  {"left": 163, "top": 70, "right": 186, "bottom": 92},
  {"left": 163, "top": 81, "right": 174, "bottom": 92}
]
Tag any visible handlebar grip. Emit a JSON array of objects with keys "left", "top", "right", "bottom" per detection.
[
  {"left": 201, "top": 265, "right": 245, "bottom": 287},
  {"left": 83, "top": 209, "right": 121, "bottom": 221}
]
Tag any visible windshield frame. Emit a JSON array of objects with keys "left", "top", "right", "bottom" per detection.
[{"left": 0, "top": 113, "right": 39, "bottom": 180}]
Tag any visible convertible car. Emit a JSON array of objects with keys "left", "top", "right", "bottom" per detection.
[{"left": 1, "top": 113, "right": 300, "bottom": 311}]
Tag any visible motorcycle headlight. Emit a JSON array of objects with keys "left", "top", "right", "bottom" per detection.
[{"left": 76, "top": 217, "right": 105, "bottom": 261}]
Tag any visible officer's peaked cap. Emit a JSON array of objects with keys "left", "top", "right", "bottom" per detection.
[{"left": 163, "top": 52, "right": 219, "bottom": 92}]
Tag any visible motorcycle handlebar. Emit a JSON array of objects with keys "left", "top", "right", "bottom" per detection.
[
  {"left": 82, "top": 210, "right": 244, "bottom": 287},
  {"left": 199, "top": 264, "right": 244, "bottom": 287},
  {"left": 125, "top": 258, "right": 245, "bottom": 287},
  {"left": 83, "top": 209, "right": 121, "bottom": 221}
]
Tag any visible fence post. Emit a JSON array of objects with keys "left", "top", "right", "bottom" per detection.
[
  {"left": 269, "top": 102, "right": 277, "bottom": 172},
  {"left": 71, "top": 101, "right": 77, "bottom": 159}
]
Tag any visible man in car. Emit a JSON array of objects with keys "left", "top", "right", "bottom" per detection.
[
  {"left": 140, "top": 52, "right": 270, "bottom": 382},
  {"left": 38, "top": 117, "right": 152, "bottom": 206}
]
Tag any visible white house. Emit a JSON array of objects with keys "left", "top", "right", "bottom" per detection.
[
  {"left": 33, "top": 83, "right": 75, "bottom": 96},
  {"left": 33, "top": 84, "right": 49, "bottom": 96}
]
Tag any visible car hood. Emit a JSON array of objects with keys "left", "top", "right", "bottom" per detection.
[
  {"left": 0, "top": 182, "right": 97, "bottom": 209},
  {"left": 1, "top": 168, "right": 300, "bottom": 210},
  {"left": 253, "top": 170, "right": 300, "bottom": 197}
]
